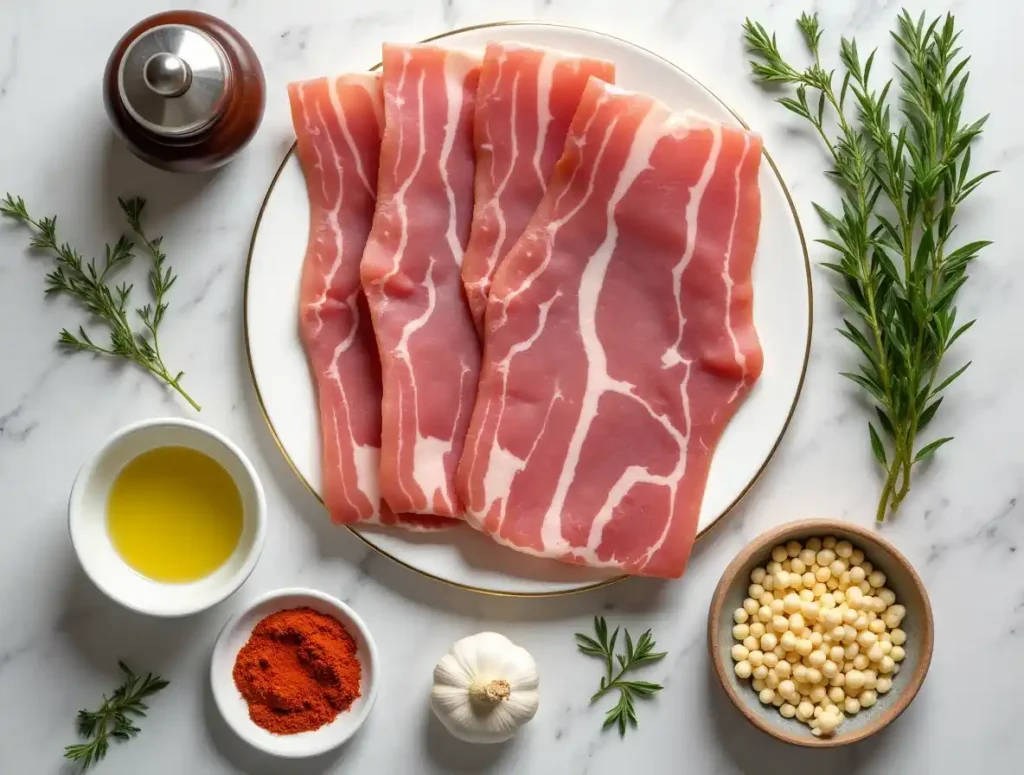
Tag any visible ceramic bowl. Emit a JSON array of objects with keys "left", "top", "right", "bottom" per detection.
[
  {"left": 68, "top": 417, "right": 266, "bottom": 617},
  {"left": 210, "top": 588, "right": 379, "bottom": 757},
  {"left": 708, "top": 519, "right": 933, "bottom": 747}
]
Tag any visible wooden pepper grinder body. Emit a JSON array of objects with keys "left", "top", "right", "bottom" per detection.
[{"left": 104, "top": 11, "right": 265, "bottom": 173}]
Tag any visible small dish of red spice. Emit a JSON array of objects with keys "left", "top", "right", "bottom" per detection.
[
  {"left": 233, "top": 606, "right": 362, "bottom": 734},
  {"left": 211, "top": 588, "right": 379, "bottom": 757}
]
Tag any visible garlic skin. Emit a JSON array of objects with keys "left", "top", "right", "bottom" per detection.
[{"left": 430, "top": 632, "right": 539, "bottom": 744}]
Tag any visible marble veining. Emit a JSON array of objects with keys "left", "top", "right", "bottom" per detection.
[
  {"left": 0, "top": 0, "right": 1022, "bottom": 773},
  {"left": 0, "top": 35, "right": 17, "bottom": 101}
]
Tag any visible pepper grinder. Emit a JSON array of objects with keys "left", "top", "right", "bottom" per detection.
[{"left": 104, "top": 11, "right": 265, "bottom": 173}]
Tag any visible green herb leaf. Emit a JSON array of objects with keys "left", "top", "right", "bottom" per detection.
[
  {"left": 2, "top": 194, "right": 201, "bottom": 411},
  {"left": 868, "top": 422, "right": 887, "bottom": 466},
  {"left": 744, "top": 11, "right": 992, "bottom": 521},
  {"left": 64, "top": 663, "right": 168, "bottom": 771},
  {"left": 617, "top": 680, "right": 664, "bottom": 695},
  {"left": 914, "top": 436, "right": 954, "bottom": 462},
  {"left": 917, "top": 397, "right": 943, "bottom": 430},
  {"left": 575, "top": 619, "right": 666, "bottom": 736},
  {"left": 575, "top": 634, "right": 604, "bottom": 653},
  {"left": 931, "top": 361, "right": 971, "bottom": 395}
]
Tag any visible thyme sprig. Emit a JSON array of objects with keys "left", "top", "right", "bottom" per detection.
[
  {"left": 1, "top": 194, "right": 200, "bottom": 410},
  {"left": 63, "top": 661, "right": 169, "bottom": 770}
]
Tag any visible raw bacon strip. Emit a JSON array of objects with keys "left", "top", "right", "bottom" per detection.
[
  {"left": 361, "top": 45, "right": 482, "bottom": 516},
  {"left": 457, "top": 79, "right": 764, "bottom": 578},
  {"left": 461, "top": 43, "right": 615, "bottom": 334},
  {"left": 290, "top": 74, "right": 458, "bottom": 530}
]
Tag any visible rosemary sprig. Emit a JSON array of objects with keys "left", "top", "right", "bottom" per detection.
[
  {"left": 744, "top": 10, "right": 994, "bottom": 520},
  {"left": 64, "top": 661, "right": 169, "bottom": 771},
  {"left": 1, "top": 194, "right": 201, "bottom": 411},
  {"left": 576, "top": 616, "right": 666, "bottom": 736}
]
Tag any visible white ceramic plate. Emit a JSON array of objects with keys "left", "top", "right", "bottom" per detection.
[
  {"left": 245, "top": 22, "right": 811, "bottom": 596},
  {"left": 211, "top": 588, "right": 379, "bottom": 757}
]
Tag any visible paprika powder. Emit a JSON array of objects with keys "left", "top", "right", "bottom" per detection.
[{"left": 232, "top": 607, "right": 362, "bottom": 735}]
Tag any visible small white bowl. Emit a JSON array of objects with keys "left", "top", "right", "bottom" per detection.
[
  {"left": 211, "top": 588, "right": 379, "bottom": 757},
  {"left": 68, "top": 417, "right": 267, "bottom": 617}
]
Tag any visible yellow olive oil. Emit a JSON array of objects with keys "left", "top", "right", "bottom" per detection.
[{"left": 107, "top": 446, "right": 244, "bottom": 583}]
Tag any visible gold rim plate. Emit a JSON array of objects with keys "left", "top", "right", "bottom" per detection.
[{"left": 243, "top": 21, "right": 813, "bottom": 597}]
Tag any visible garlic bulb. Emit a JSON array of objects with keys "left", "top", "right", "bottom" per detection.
[{"left": 430, "top": 632, "right": 539, "bottom": 743}]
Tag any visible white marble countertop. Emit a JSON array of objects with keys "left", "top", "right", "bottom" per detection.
[{"left": 1, "top": 0, "right": 1020, "bottom": 772}]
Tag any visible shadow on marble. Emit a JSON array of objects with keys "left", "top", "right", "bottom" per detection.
[
  {"left": 702, "top": 648, "right": 911, "bottom": 774},
  {"left": 64, "top": 129, "right": 250, "bottom": 278},
  {"left": 94, "top": 131, "right": 221, "bottom": 229},
  {"left": 201, "top": 668, "right": 367, "bottom": 775},
  {"left": 56, "top": 557, "right": 226, "bottom": 675},
  {"left": 423, "top": 709, "right": 519, "bottom": 772}
]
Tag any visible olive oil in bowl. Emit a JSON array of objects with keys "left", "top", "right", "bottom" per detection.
[{"left": 107, "top": 446, "right": 244, "bottom": 583}]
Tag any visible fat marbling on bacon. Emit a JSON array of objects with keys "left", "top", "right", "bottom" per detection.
[
  {"left": 461, "top": 42, "right": 615, "bottom": 335},
  {"left": 290, "top": 74, "right": 459, "bottom": 530},
  {"left": 361, "top": 45, "right": 482, "bottom": 517},
  {"left": 456, "top": 78, "right": 764, "bottom": 578}
]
